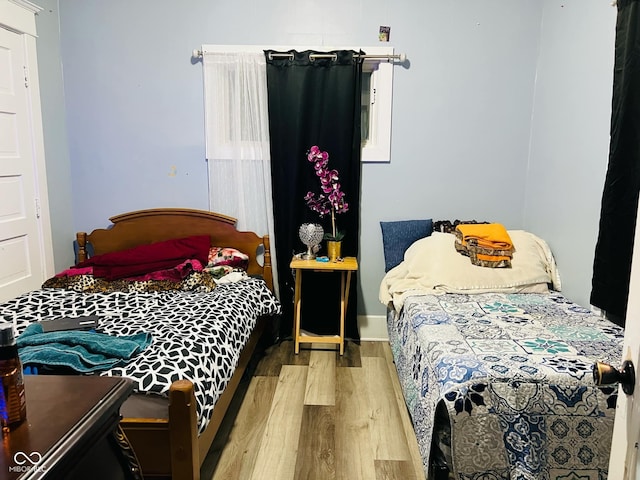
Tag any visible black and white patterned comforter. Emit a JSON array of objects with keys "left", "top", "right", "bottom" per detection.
[
  {"left": 387, "top": 291, "right": 623, "bottom": 480},
  {"left": 1, "top": 277, "right": 281, "bottom": 434}
]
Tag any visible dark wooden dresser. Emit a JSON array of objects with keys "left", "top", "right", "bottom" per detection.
[{"left": 0, "top": 375, "right": 136, "bottom": 480}]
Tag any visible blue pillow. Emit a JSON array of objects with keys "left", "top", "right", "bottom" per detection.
[{"left": 380, "top": 219, "right": 433, "bottom": 272}]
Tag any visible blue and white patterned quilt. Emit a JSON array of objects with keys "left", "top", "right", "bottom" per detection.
[{"left": 387, "top": 291, "right": 623, "bottom": 480}]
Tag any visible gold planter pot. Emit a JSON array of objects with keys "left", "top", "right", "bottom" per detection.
[{"left": 326, "top": 240, "right": 342, "bottom": 261}]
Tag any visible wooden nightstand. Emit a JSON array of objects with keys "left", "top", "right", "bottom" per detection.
[
  {"left": 2, "top": 375, "right": 136, "bottom": 480},
  {"left": 290, "top": 256, "right": 358, "bottom": 355}
]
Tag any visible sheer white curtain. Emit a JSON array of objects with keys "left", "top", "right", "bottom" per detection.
[{"left": 202, "top": 49, "right": 278, "bottom": 294}]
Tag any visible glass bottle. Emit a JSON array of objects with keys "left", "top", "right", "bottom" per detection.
[{"left": 0, "top": 322, "right": 26, "bottom": 432}]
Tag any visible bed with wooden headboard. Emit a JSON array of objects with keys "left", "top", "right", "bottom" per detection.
[{"left": 1, "top": 208, "right": 281, "bottom": 480}]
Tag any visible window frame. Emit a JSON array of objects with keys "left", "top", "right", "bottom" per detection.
[
  {"left": 200, "top": 44, "right": 394, "bottom": 163},
  {"left": 360, "top": 46, "right": 394, "bottom": 163}
]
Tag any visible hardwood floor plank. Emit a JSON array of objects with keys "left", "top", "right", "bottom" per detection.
[
  {"left": 374, "top": 459, "right": 418, "bottom": 480},
  {"left": 294, "top": 405, "right": 336, "bottom": 480},
  {"left": 335, "top": 367, "right": 377, "bottom": 480},
  {"left": 253, "top": 343, "right": 287, "bottom": 376},
  {"left": 360, "top": 340, "right": 386, "bottom": 358},
  {"left": 382, "top": 343, "right": 426, "bottom": 479},
  {"left": 250, "top": 365, "right": 308, "bottom": 480},
  {"left": 304, "top": 349, "right": 336, "bottom": 406},
  {"left": 363, "top": 356, "right": 412, "bottom": 461},
  {"left": 336, "top": 340, "right": 362, "bottom": 367},
  {"left": 254, "top": 340, "right": 310, "bottom": 376},
  {"left": 207, "top": 341, "right": 425, "bottom": 480},
  {"left": 211, "top": 376, "right": 278, "bottom": 480}
]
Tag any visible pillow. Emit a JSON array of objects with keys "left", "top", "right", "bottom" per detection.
[
  {"left": 206, "top": 247, "right": 249, "bottom": 270},
  {"left": 75, "top": 235, "right": 211, "bottom": 280},
  {"left": 380, "top": 219, "right": 433, "bottom": 272}
]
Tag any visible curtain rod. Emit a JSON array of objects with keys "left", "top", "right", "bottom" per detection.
[
  {"left": 266, "top": 52, "right": 407, "bottom": 62},
  {"left": 192, "top": 49, "right": 406, "bottom": 63}
]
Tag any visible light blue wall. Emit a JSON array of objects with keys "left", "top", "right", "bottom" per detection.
[
  {"left": 525, "top": 0, "right": 615, "bottom": 307},
  {"left": 362, "top": 1, "right": 543, "bottom": 314},
  {"left": 31, "top": 0, "right": 616, "bottom": 318}
]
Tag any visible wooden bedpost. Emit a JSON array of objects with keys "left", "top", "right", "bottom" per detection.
[
  {"left": 168, "top": 380, "right": 199, "bottom": 480},
  {"left": 263, "top": 235, "right": 273, "bottom": 292},
  {"left": 76, "top": 232, "right": 88, "bottom": 263}
]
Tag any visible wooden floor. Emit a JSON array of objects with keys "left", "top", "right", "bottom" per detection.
[{"left": 202, "top": 340, "right": 426, "bottom": 480}]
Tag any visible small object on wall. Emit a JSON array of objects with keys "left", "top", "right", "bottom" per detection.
[{"left": 379, "top": 26, "right": 390, "bottom": 42}]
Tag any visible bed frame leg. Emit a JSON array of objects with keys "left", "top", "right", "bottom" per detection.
[{"left": 169, "top": 379, "right": 200, "bottom": 480}]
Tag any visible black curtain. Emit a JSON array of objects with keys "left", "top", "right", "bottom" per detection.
[
  {"left": 265, "top": 50, "right": 362, "bottom": 341},
  {"left": 591, "top": 0, "right": 640, "bottom": 327}
]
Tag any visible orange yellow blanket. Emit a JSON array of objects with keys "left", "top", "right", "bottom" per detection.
[{"left": 454, "top": 223, "right": 514, "bottom": 268}]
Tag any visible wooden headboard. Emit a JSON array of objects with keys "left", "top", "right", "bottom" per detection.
[{"left": 75, "top": 208, "right": 273, "bottom": 291}]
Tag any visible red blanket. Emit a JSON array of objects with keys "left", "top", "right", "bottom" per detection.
[{"left": 76, "top": 235, "right": 211, "bottom": 280}]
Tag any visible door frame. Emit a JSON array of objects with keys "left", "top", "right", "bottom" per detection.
[{"left": 1, "top": 0, "right": 55, "bottom": 283}]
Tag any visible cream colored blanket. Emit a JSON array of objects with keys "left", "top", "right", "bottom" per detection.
[{"left": 379, "top": 230, "right": 561, "bottom": 312}]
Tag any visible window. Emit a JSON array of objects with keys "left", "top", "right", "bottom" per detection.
[
  {"left": 199, "top": 45, "right": 395, "bottom": 163},
  {"left": 360, "top": 46, "right": 394, "bottom": 163}
]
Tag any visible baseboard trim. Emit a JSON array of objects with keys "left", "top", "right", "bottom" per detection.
[{"left": 357, "top": 314, "right": 388, "bottom": 341}]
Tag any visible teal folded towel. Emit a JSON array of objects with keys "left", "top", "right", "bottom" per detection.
[{"left": 17, "top": 323, "right": 152, "bottom": 373}]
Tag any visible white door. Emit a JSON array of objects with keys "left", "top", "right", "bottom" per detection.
[
  {"left": 607, "top": 204, "right": 640, "bottom": 479},
  {"left": 0, "top": 26, "right": 48, "bottom": 302}
]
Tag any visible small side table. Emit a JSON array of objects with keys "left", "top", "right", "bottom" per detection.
[{"left": 290, "top": 256, "right": 358, "bottom": 355}]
